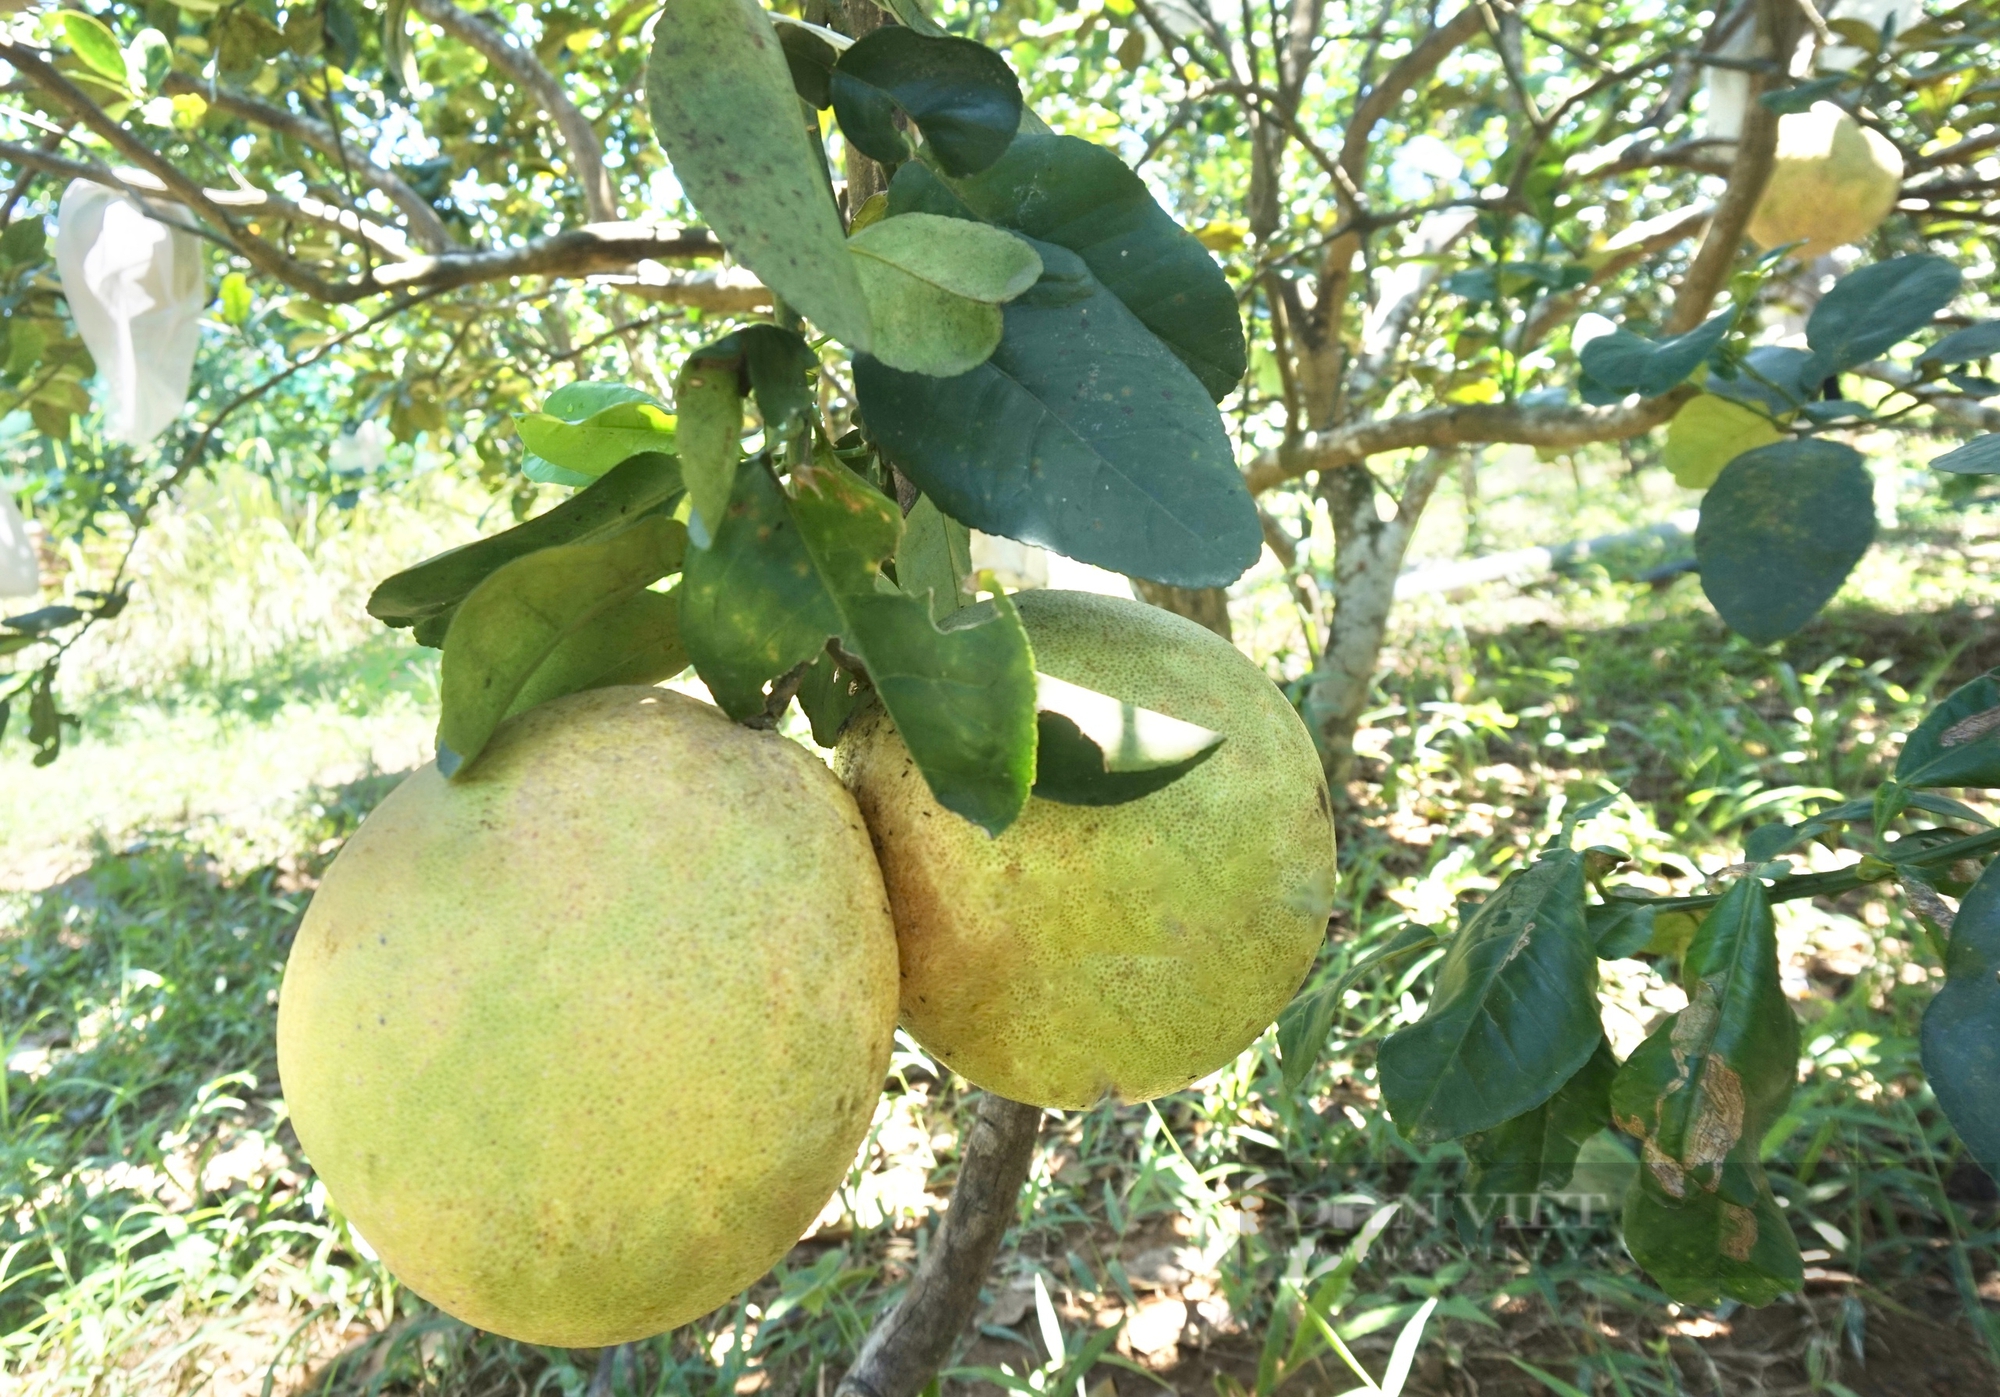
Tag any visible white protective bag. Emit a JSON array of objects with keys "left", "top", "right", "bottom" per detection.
[
  {"left": 0, "top": 492, "right": 38, "bottom": 597},
  {"left": 54, "top": 180, "right": 205, "bottom": 448}
]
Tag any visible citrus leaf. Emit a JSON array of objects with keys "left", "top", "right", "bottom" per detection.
[
  {"left": 797, "top": 648, "right": 864, "bottom": 746},
  {"left": 500, "top": 586, "right": 687, "bottom": 720},
  {"left": 891, "top": 135, "right": 1245, "bottom": 400},
  {"left": 436, "top": 516, "right": 688, "bottom": 776},
  {"left": 1578, "top": 308, "right": 1735, "bottom": 398},
  {"left": 1930, "top": 435, "right": 2000, "bottom": 475},
  {"left": 1921, "top": 858, "right": 2000, "bottom": 1178},
  {"left": 1896, "top": 667, "right": 2000, "bottom": 789},
  {"left": 894, "top": 494, "right": 970, "bottom": 621},
  {"left": 1804, "top": 255, "right": 1961, "bottom": 378},
  {"left": 1695, "top": 439, "right": 1874, "bottom": 644},
  {"left": 367, "top": 453, "right": 684, "bottom": 638},
  {"left": 515, "top": 399, "right": 675, "bottom": 481},
  {"left": 849, "top": 213, "right": 1042, "bottom": 376},
  {"left": 1588, "top": 897, "right": 1657, "bottom": 958},
  {"left": 1707, "top": 344, "right": 1815, "bottom": 417},
  {"left": 1609, "top": 878, "right": 1803, "bottom": 1306},
  {"left": 787, "top": 459, "right": 1038, "bottom": 835},
  {"left": 1462, "top": 1039, "right": 1618, "bottom": 1197},
  {"left": 59, "top": 12, "right": 128, "bottom": 83},
  {"left": 1275, "top": 923, "right": 1442, "bottom": 1093},
  {"left": 679, "top": 459, "right": 841, "bottom": 720},
  {"left": 646, "top": 0, "right": 872, "bottom": 349},
  {"left": 676, "top": 344, "right": 745, "bottom": 550},
  {"left": 1664, "top": 394, "right": 1786, "bottom": 490},
  {"left": 1030, "top": 671, "right": 1224, "bottom": 806},
  {"left": 854, "top": 242, "right": 1260, "bottom": 588},
  {"left": 1377, "top": 850, "right": 1600, "bottom": 1143},
  {"left": 1921, "top": 320, "right": 2000, "bottom": 365},
  {"left": 778, "top": 23, "right": 836, "bottom": 108},
  {"left": 829, "top": 27, "right": 1023, "bottom": 176}
]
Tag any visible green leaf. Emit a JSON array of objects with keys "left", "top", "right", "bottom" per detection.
[
  {"left": 778, "top": 23, "right": 836, "bottom": 108},
  {"left": 1896, "top": 668, "right": 2000, "bottom": 789},
  {"left": 436, "top": 516, "right": 689, "bottom": 776},
  {"left": 1577, "top": 308, "right": 1735, "bottom": 398},
  {"left": 1377, "top": 851, "right": 1600, "bottom": 1143},
  {"left": 894, "top": 494, "right": 970, "bottom": 621},
  {"left": 892, "top": 135, "right": 1245, "bottom": 400},
  {"left": 501, "top": 586, "right": 687, "bottom": 720},
  {"left": 796, "top": 648, "right": 864, "bottom": 746},
  {"left": 1804, "top": 255, "right": 1962, "bottom": 378},
  {"left": 1029, "top": 671, "right": 1224, "bottom": 806},
  {"left": 0, "top": 219, "right": 46, "bottom": 266},
  {"left": 1759, "top": 74, "right": 1843, "bottom": 113},
  {"left": 515, "top": 396, "right": 675, "bottom": 482},
  {"left": 1462, "top": 1040, "right": 1618, "bottom": 1197},
  {"left": 367, "top": 452, "right": 684, "bottom": 638},
  {"left": 2, "top": 605, "right": 83, "bottom": 633},
  {"left": 1275, "top": 923, "right": 1442, "bottom": 1093},
  {"left": 1921, "top": 321, "right": 2000, "bottom": 365},
  {"left": 788, "top": 459, "right": 1039, "bottom": 834},
  {"left": 849, "top": 213, "right": 1042, "bottom": 376},
  {"left": 675, "top": 325, "right": 819, "bottom": 546},
  {"left": 679, "top": 459, "right": 842, "bottom": 720},
  {"left": 1707, "top": 344, "right": 1814, "bottom": 417},
  {"left": 829, "top": 27, "right": 1023, "bottom": 176},
  {"left": 1922, "top": 859, "right": 2000, "bottom": 1177},
  {"left": 646, "top": 0, "right": 872, "bottom": 349},
  {"left": 1609, "top": 879, "right": 1803, "bottom": 1306},
  {"left": 855, "top": 242, "right": 1260, "bottom": 588},
  {"left": 1742, "top": 796, "right": 1874, "bottom": 862},
  {"left": 1695, "top": 439, "right": 1874, "bottom": 644},
  {"left": 1588, "top": 897, "right": 1656, "bottom": 959},
  {"left": 60, "top": 12, "right": 129, "bottom": 83},
  {"left": 1663, "top": 394, "right": 1786, "bottom": 490},
  {"left": 1930, "top": 435, "right": 2000, "bottom": 475}
]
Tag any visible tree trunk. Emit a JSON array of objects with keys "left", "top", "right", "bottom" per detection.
[
  {"left": 1130, "top": 580, "right": 1233, "bottom": 641},
  {"left": 1307, "top": 452, "right": 1450, "bottom": 787},
  {"left": 836, "top": 1094, "right": 1042, "bottom": 1397}
]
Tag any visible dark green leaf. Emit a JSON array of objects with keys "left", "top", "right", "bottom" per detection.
[
  {"left": 1463, "top": 1040, "right": 1618, "bottom": 1197},
  {"left": 1759, "top": 75, "right": 1844, "bottom": 113},
  {"left": 1695, "top": 439, "right": 1874, "bottom": 644},
  {"left": 1377, "top": 851, "right": 1600, "bottom": 1142},
  {"left": 25, "top": 666, "right": 66, "bottom": 767},
  {"left": 895, "top": 494, "right": 970, "bottom": 621},
  {"left": 1578, "top": 309, "right": 1735, "bottom": 397},
  {"left": 1609, "top": 879, "right": 1803, "bottom": 1305},
  {"left": 797, "top": 648, "right": 864, "bottom": 746},
  {"left": 680, "top": 459, "right": 842, "bottom": 721},
  {"left": 1896, "top": 668, "right": 2000, "bottom": 789},
  {"left": 647, "top": 0, "right": 872, "bottom": 349},
  {"left": 1588, "top": 898, "right": 1656, "bottom": 959},
  {"left": 436, "top": 516, "right": 688, "bottom": 776},
  {"left": 1, "top": 605, "right": 82, "bottom": 633},
  {"left": 829, "top": 27, "right": 1023, "bottom": 177},
  {"left": 500, "top": 586, "right": 687, "bottom": 721},
  {"left": 788, "top": 459, "right": 1039, "bottom": 834},
  {"left": 1921, "top": 321, "right": 2000, "bottom": 365},
  {"left": 855, "top": 242, "right": 1260, "bottom": 588},
  {"left": 1930, "top": 435, "right": 2000, "bottom": 475},
  {"left": 892, "top": 135, "right": 1245, "bottom": 399},
  {"left": 1804, "top": 255, "right": 1962, "bottom": 378},
  {"left": 368, "top": 452, "right": 684, "bottom": 638},
  {"left": 1707, "top": 344, "right": 1815, "bottom": 416},
  {"left": 778, "top": 22, "right": 836, "bottom": 108},
  {"left": 1742, "top": 797, "right": 1874, "bottom": 862},
  {"left": 1275, "top": 923, "right": 1442, "bottom": 1093},
  {"left": 1922, "top": 859, "right": 2000, "bottom": 1177},
  {"left": 1030, "top": 671, "right": 1224, "bottom": 806}
]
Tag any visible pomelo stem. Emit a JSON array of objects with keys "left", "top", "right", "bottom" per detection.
[{"left": 837, "top": 1093, "right": 1043, "bottom": 1397}]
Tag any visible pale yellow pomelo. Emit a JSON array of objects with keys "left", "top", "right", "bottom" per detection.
[
  {"left": 837, "top": 590, "right": 1335, "bottom": 1110},
  {"left": 277, "top": 687, "right": 897, "bottom": 1346},
  {"left": 1748, "top": 103, "right": 1904, "bottom": 259}
]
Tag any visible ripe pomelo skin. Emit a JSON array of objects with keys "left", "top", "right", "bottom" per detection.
[
  {"left": 277, "top": 686, "right": 897, "bottom": 1347},
  {"left": 837, "top": 590, "right": 1335, "bottom": 1110},
  {"left": 1748, "top": 103, "right": 1904, "bottom": 259}
]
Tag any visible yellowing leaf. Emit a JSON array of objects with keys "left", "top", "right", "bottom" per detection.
[{"left": 1664, "top": 394, "right": 1785, "bottom": 490}]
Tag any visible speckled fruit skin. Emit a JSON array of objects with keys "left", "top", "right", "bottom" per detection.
[
  {"left": 1748, "top": 103, "right": 1904, "bottom": 259},
  {"left": 277, "top": 687, "right": 898, "bottom": 1347},
  {"left": 837, "top": 590, "right": 1336, "bottom": 1110}
]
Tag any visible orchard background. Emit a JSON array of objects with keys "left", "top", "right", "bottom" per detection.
[{"left": 6, "top": 0, "right": 2000, "bottom": 1393}]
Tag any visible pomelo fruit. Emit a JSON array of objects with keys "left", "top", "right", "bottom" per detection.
[
  {"left": 1747, "top": 103, "right": 1903, "bottom": 259},
  {"left": 836, "top": 590, "right": 1335, "bottom": 1109},
  {"left": 277, "top": 686, "right": 898, "bottom": 1346}
]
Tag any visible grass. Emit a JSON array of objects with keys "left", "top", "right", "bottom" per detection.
[{"left": 3, "top": 455, "right": 1999, "bottom": 1395}]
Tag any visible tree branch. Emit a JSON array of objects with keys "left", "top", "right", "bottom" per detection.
[
  {"left": 161, "top": 74, "right": 456, "bottom": 251},
  {"left": 411, "top": 0, "right": 616, "bottom": 222},
  {"left": 1244, "top": 387, "right": 1697, "bottom": 494},
  {"left": 836, "top": 1094, "right": 1042, "bottom": 1397}
]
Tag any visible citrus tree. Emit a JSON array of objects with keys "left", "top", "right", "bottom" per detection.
[{"left": 5, "top": 0, "right": 2000, "bottom": 1386}]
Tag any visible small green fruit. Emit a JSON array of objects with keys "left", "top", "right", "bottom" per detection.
[
  {"left": 278, "top": 687, "right": 897, "bottom": 1346},
  {"left": 838, "top": 590, "right": 1336, "bottom": 1109}
]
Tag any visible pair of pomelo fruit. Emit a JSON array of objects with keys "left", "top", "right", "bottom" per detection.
[{"left": 276, "top": 590, "right": 1335, "bottom": 1346}]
